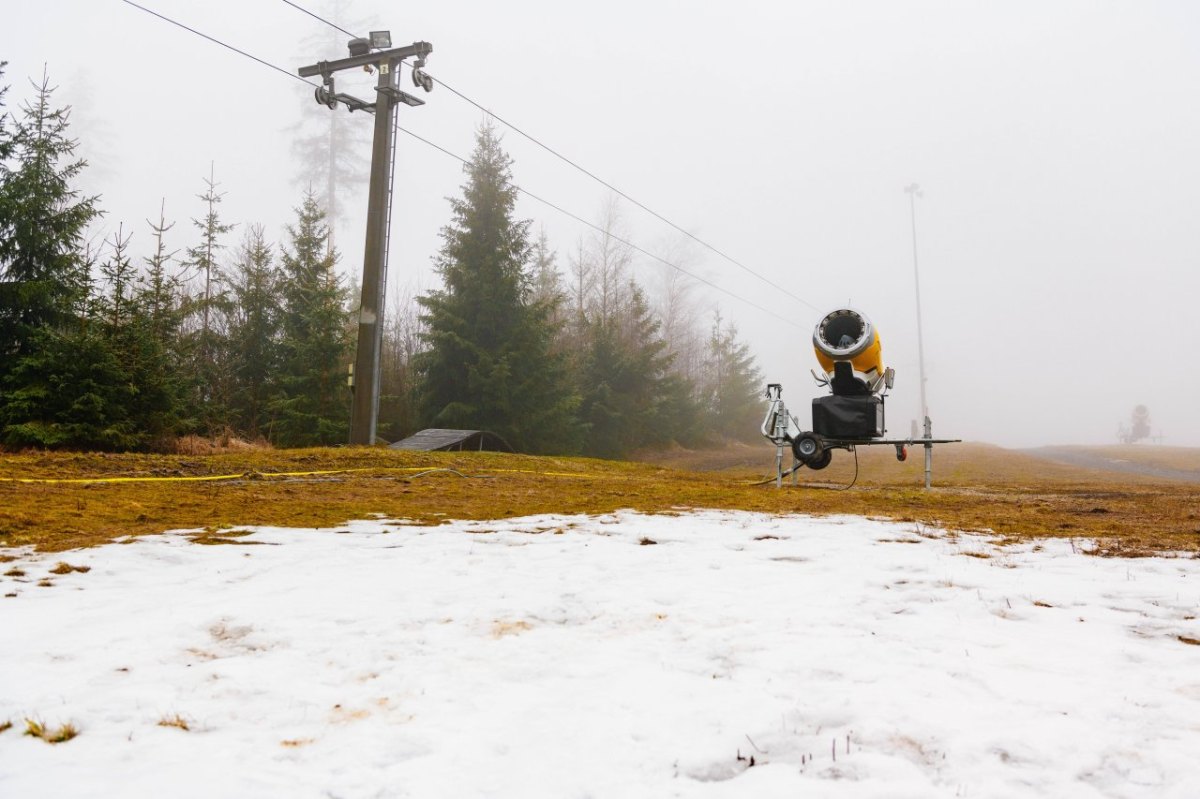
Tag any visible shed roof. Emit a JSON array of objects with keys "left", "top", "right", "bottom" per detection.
[{"left": 388, "top": 428, "right": 515, "bottom": 453}]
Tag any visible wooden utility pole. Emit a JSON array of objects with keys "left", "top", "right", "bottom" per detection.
[{"left": 299, "top": 35, "right": 432, "bottom": 445}]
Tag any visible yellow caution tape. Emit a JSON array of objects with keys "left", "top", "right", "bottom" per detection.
[
  {"left": 0, "top": 466, "right": 436, "bottom": 485},
  {"left": 0, "top": 466, "right": 607, "bottom": 485}
]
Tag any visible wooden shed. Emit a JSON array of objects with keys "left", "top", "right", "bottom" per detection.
[{"left": 387, "top": 428, "right": 515, "bottom": 453}]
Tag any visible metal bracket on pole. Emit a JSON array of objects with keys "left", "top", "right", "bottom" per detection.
[
  {"left": 378, "top": 86, "right": 426, "bottom": 107},
  {"left": 298, "top": 41, "right": 432, "bottom": 79}
]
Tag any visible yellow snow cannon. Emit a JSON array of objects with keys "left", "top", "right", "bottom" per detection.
[
  {"left": 759, "top": 307, "right": 959, "bottom": 487},
  {"left": 812, "top": 308, "right": 890, "bottom": 395}
]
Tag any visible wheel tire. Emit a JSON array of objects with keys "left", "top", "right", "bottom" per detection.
[
  {"left": 791, "top": 433, "right": 823, "bottom": 464},
  {"left": 807, "top": 449, "right": 833, "bottom": 470}
]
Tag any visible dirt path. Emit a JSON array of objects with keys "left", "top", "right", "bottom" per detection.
[{"left": 1023, "top": 447, "right": 1200, "bottom": 483}]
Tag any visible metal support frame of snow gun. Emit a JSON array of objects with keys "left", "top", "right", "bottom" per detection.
[{"left": 761, "top": 308, "right": 959, "bottom": 489}]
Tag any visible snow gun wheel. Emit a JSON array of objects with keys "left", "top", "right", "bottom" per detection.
[
  {"left": 791, "top": 433, "right": 824, "bottom": 466},
  {"left": 807, "top": 449, "right": 833, "bottom": 470}
]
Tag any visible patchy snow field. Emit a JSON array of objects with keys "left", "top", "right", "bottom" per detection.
[{"left": 2, "top": 510, "right": 1199, "bottom": 798}]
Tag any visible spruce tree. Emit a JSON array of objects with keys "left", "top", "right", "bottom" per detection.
[
  {"left": 0, "top": 70, "right": 101, "bottom": 367},
  {"left": 0, "top": 71, "right": 113, "bottom": 448},
  {"left": 186, "top": 167, "right": 233, "bottom": 352},
  {"left": 290, "top": 0, "right": 370, "bottom": 253},
  {"left": 0, "top": 322, "right": 130, "bottom": 449},
  {"left": 0, "top": 62, "right": 12, "bottom": 186},
  {"left": 226, "top": 225, "right": 280, "bottom": 438},
  {"left": 577, "top": 282, "right": 678, "bottom": 458},
  {"left": 1, "top": 227, "right": 176, "bottom": 450},
  {"left": 270, "top": 192, "right": 350, "bottom": 446},
  {"left": 179, "top": 167, "right": 235, "bottom": 432},
  {"left": 530, "top": 230, "right": 564, "bottom": 316},
  {"left": 415, "top": 123, "right": 578, "bottom": 453},
  {"left": 96, "top": 226, "right": 176, "bottom": 446},
  {"left": 135, "top": 202, "right": 187, "bottom": 438},
  {"left": 140, "top": 200, "right": 182, "bottom": 347},
  {"left": 704, "top": 313, "right": 764, "bottom": 441}
]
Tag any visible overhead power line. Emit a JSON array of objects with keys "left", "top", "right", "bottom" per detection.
[
  {"left": 422, "top": 74, "right": 821, "bottom": 315},
  {"left": 120, "top": 1, "right": 308, "bottom": 86},
  {"left": 275, "top": 0, "right": 822, "bottom": 315},
  {"left": 394, "top": 126, "right": 803, "bottom": 330},
  {"left": 119, "top": 0, "right": 804, "bottom": 329},
  {"left": 278, "top": 0, "right": 356, "bottom": 38}
]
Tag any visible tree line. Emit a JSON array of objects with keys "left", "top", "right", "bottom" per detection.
[{"left": 0, "top": 67, "right": 765, "bottom": 457}]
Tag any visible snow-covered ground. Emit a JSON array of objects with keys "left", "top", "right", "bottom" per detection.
[{"left": 2, "top": 510, "right": 1199, "bottom": 798}]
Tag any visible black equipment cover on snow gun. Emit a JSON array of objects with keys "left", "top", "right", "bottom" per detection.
[{"left": 812, "top": 395, "right": 885, "bottom": 439}]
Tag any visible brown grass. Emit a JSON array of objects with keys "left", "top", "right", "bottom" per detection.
[
  {"left": 491, "top": 619, "right": 533, "bottom": 638},
  {"left": 1041, "top": 445, "right": 1200, "bottom": 475},
  {"left": 157, "top": 713, "right": 190, "bottom": 731},
  {"left": 24, "top": 718, "right": 78, "bottom": 744},
  {"left": 167, "top": 432, "right": 272, "bottom": 456},
  {"left": 0, "top": 443, "right": 1197, "bottom": 556},
  {"left": 49, "top": 561, "right": 90, "bottom": 575},
  {"left": 0, "top": 720, "right": 12, "bottom": 734}
]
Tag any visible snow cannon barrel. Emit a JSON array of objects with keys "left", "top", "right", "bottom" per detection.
[{"left": 812, "top": 308, "right": 887, "bottom": 395}]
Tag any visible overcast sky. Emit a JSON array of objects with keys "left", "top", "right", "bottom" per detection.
[{"left": 6, "top": 1, "right": 1199, "bottom": 448}]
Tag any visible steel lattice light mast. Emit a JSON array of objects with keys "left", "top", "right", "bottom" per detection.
[{"left": 904, "top": 182, "right": 935, "bottom": 488}]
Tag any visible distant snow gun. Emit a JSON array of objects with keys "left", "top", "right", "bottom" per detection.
[{"left": 760, "top": 308, "right": 959, "bottom": 488}]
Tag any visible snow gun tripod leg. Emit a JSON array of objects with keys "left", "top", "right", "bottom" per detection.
[{"left": 924, "top": 416, "right": 933, "bottom": 490}]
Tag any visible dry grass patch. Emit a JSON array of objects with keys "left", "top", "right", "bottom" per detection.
[
  {"left": 157, "top": 713, "right": 191, "bottom": 731},
  {"left": 1, "top": 444, "right": 1198, "bottom": 556},
  {"left": 49, "top": 561, "right": 90, "bottom": 575},
  {"left": 491, "top": 619, "right": 533, "bottom": 638},
  {"left": 169, "top": 432, "right": 272, "bottom": 456},
  {"left": 0, "top": 719, "right": 12, "bottom": 734},
  {"left": 24, "top": 718, "right": 78, "bottom": 744},
  {"left": 1041, "top": 445, "right": 1200, "bottom": 475},
  {"left": 187, "top": 528, "right": 272, "bottom": 546}
]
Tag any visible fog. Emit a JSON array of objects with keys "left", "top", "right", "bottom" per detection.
[{"left": 7, "top": 1, "right": 1199, "bottom": 447}]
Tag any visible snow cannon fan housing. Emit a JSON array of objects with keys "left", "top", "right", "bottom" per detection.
[
  {"left": 810, "top": 308, "right": 892, "bottom": 439},
  {"left": 813, "top": 308, "right": 886, "bottom": 393}
]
